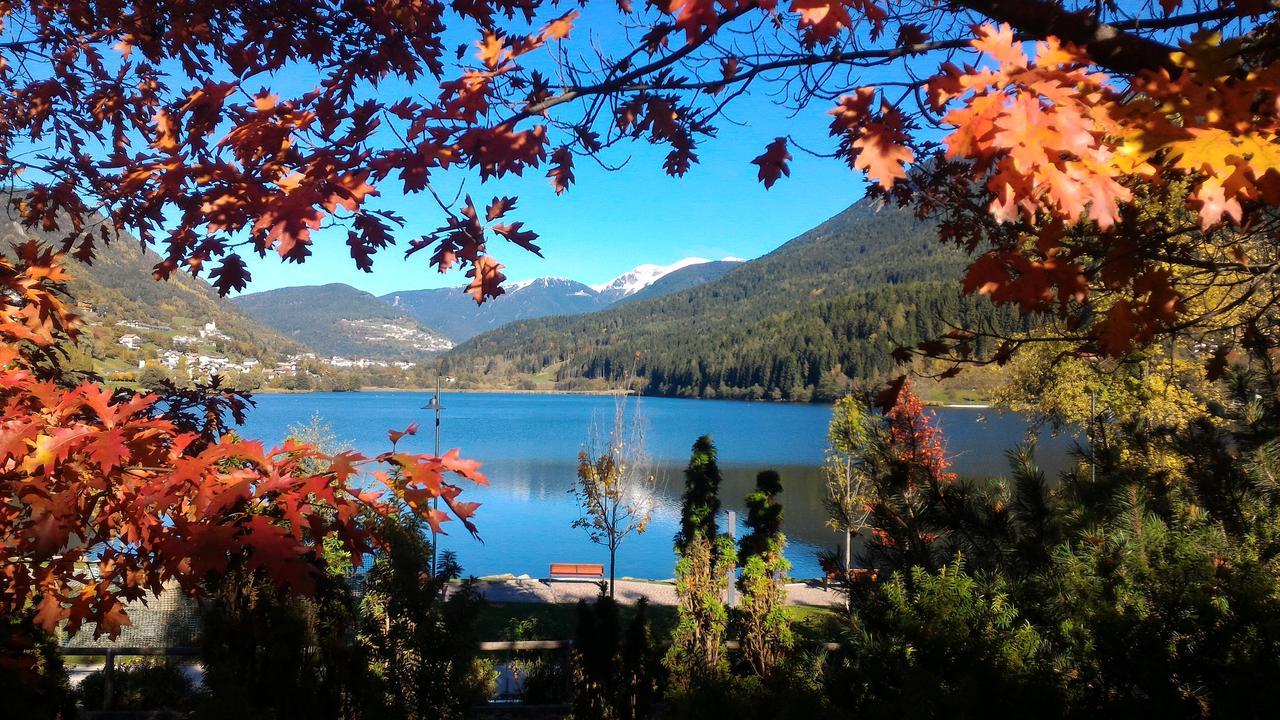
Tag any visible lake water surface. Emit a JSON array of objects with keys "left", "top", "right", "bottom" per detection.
[{"left": 241, "top": 392, "right": 1078, "bottom": 579}]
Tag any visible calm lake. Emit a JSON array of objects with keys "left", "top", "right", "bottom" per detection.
[{"left": 241, "top": 392, "right": 1078, "bottom": 579}]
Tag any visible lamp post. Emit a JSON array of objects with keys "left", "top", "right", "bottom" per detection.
[{"left": 422, "top": 378, "right": 445, "bottom": 576}]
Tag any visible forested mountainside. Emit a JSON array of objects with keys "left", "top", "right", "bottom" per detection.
[
  {"left": 1, "top": 214, "right": 305, "bottom": 375},
  {"left": 233, "top": 283, "right": 453, "bottom": 360},
  {"left": 442, "top": 200, "right": 1028, "bottom": 400}
]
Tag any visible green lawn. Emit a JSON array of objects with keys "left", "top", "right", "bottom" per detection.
[{"left": 474, "top": 602, "right": 844, "bottom": 643}]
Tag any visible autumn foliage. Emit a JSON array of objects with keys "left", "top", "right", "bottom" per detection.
[
  {"left": 0, "top": 245, "right": 485, "bottom": 641},
  {"left": 837, "top": 379, "right": 961, "bottom": 574},
  {"left": 0, "top": 2, "right": 1275, "bottom": 365},
  {"left": 0, "top": 0, "right": 1276, "bottom": 647}
]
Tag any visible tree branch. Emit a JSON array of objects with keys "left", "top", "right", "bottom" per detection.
[{"left": 954, "top": 0, "right": 1181, "bottom": 75}]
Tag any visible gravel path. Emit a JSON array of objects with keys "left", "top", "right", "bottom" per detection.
[{"left": 467, "top": 578, "right": 840, "bottom": 608}]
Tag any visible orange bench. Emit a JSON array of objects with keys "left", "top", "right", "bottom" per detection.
[{"left": 548, "top": 563, "right": 605, "bottom": 580}]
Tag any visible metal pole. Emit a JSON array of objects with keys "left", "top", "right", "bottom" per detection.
[
  {"left": 103, "top": 650, "right": 116, "bottom": 710},
  {"left": 423, "top": 378, "right": 444, "bottom": 577},
  {"left": 434, "top": 378, "right": 441, "bottom": 575}
]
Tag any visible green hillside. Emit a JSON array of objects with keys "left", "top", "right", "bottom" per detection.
[
  {"left": 441, "top": 200, "right": 1027, "bottom": 400},
  {"left": 1, "top": 214, "right": 306, "bottom": 381},
  {"left": 234, "top": 283, "right": 453, "bottom": 360}
]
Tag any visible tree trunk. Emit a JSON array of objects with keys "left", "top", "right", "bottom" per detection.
[
  {"left": 845, "top": 529, "right": 853, "bottom": 611},
  {"left": 609, "top": 544, "right": 617, "bottom": 598},
  {"left": 844, "top": 529, "right": 851, "bottom": 575}
]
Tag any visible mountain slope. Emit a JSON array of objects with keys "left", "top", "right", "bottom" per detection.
[
  {"left": 442, "top": 200, "right": 1027, "bottom": 400},
  {"left": 593, "top": 257, "right": 723, "bottom": 302},
  {"left": 616, "top": 259, "right": 743, "bottom": 305},
  {"left": 234, "top": 283, "right": 452, "bottom": 360},
  {"left": 1, "top": 215, "right": 306, "bottom": 370},
  {"left": 383, "top": 277, "right": 600, "bottom": 342},
  {"left": 382, "top": 257, "right": 737, "bottom": 342}
]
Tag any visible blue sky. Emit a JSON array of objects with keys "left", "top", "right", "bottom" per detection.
[
  {"left": 235, "top": 7, "right": 883, "bottom": 297},
  {"left": 2, "top": 5, "right": 892, "bottom": 297},
  {"left": 239, "top": 96, "right": 872, "bottom": 297}
]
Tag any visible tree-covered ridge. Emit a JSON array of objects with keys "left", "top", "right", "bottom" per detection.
[
  {"left": 575, "top": 281, "right": 1026, "bottom": 401},
  {"left": 2, "top": 217, "right": 305, "bottom": 372},
  {"left": 443, "top": 201, "right": 1027, "bottom": 399},
  {"left": 234, "top": 283, "right": 453, "bottom": 361}
]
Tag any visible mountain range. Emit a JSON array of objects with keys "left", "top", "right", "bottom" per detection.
[
  {"left": 441, "top": 199, "right": 1028, "bottom": 401},
  {"left": 236, "top": 256, "right": 746, "bottom": 352},
  {"left": 10, "top": 191, "right": 1018, "bottom": 403},
  {"left": 380, "top": 255, "right": 744, "bottom": 342}
]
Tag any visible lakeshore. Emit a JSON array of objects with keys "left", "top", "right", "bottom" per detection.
[
  {"left": 255, "top": 384, "right": 994, "bottom": 408},
  {"left": 461, "top": 577, "right": 839, "bottom": 607}
]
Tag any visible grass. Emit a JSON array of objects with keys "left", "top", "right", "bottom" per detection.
[
  {"left": 474, "top": 602, "right": 677, "bottom": 641},
  {"left": 474, "top": 602, "right": 845, "bottom": 644},
  {"left": 786, "top": 604, "right": 847, "bottom": 644}
]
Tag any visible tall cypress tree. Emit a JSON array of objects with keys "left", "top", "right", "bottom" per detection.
[
  {"left": 738, "top": 470, "right": 784, "bottom": 563},
  {"left": 667, "top": 435, "right": 734, "bottom": 691},
  {"left": 675, "top": 435, "right": 723, "bottom": 553},
  {"left": 735, "top": 470, "right": 792, "bottom": 680}
]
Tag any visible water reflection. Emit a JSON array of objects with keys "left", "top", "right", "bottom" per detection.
[{"left": 242, "top": 393, "right": 1079, "bottom": 579}]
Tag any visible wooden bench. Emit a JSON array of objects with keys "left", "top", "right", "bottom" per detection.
[{"left": 548, "top": 563, "right": 605, "bottom": 580}]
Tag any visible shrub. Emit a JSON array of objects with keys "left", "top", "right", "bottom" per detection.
[
  {"left": 570, "top": 595, "right": 662, "bottom": 720},
  {"left": 826, "top": 561, "right": 1059, "bottom": 720},
  {"left": 194, "top": 557, "right": 365, "bottom": 720},
  {"left": 76, "top": 659, "right": 194, "bottom": 715},
  {"left": 359, "top": 517, "right": 494, "bottom": 720},
  {"left": 0, "top": 613, "right": 74, "bottom": 720}
]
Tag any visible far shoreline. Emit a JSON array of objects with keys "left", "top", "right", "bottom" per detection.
[{"left": 252, "top": 386, "right": 993, "bottom": 409}]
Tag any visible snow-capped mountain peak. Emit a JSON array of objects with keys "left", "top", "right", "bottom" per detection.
[
  {"left": 379, "top": 256, "right": 746, "bottom": 341},
  {"left": 505, "top": 276, "right": 576, "bottom": 293},
  {"left": 590, "top": 257, "right": 712, "bottom": 297}
]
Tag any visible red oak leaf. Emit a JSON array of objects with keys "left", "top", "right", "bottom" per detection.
[{"left": 751, "top": 137, "right": 792, "bottom": 189}]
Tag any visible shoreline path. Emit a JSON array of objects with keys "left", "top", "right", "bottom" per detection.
[{"left": 464, "top": 577, "right": 841, "bottom": 607}]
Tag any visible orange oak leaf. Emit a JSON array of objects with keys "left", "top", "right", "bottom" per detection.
[
  {"left": 852, "top": 120, "right": 914, "bottom": 189},
  {"left": 543, "top": 10, "right": 580, "bottom": 40},
  {"left": 465, "top": 255, "right": 507, "bottom": 304},
  {"left": 493, "top": 222, "right": 541, "bottom": 255},
  {"left": 476, "top": 32, "right": 509, "bottom": 70},
  {"left": 388, "top": 422, "right": 420, "bottom": 446},
  {"left": 547, "top": 145, "right": 575, "bottom": 194}
]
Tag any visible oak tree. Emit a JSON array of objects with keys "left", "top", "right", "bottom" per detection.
[
  {"left": 1, "top": 2, "right": 1277, "bottom": 364},
  {"left": 0, "top": 246, "right": 486, "bottom": 650}
]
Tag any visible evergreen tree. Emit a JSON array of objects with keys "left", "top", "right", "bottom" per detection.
[
  {"left": 735, "top": 471, "right": 793, "bottom": 681},
  {"left": 674, "top": 436, "right": 722, "bottom": 553},
  {"left": 666, "top": 436, "right": 736, "bottom": 691},
  {"left": 569, "top": 595, "right": 662, "bottom": 720},
  {"left": 358, "top": 516, "right": 492, "bottom": 720}
]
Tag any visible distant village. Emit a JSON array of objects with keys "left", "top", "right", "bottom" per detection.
[{"left": 99, "top": 313, "right": 420, "bottom": 386}]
